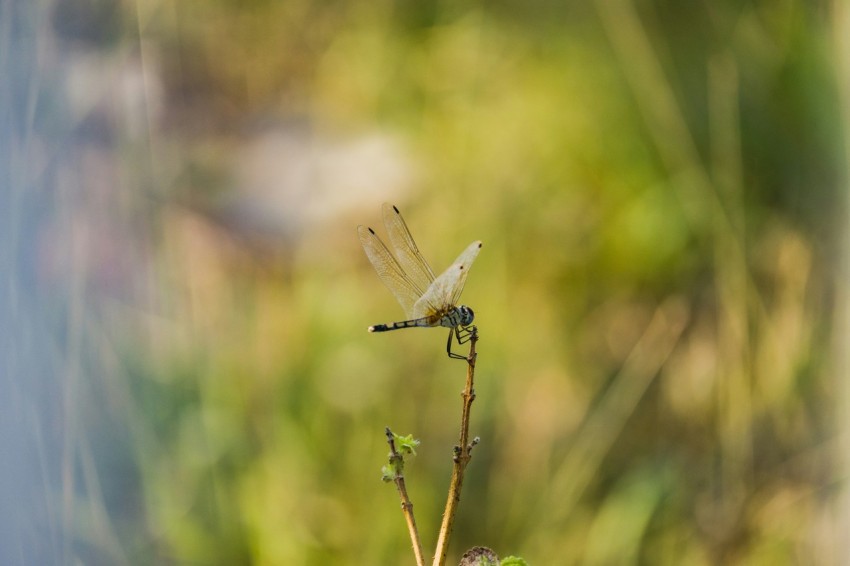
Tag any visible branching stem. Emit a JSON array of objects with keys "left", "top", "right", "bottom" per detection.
[{"left": 386, "top": 428, "right": 426, "bottom": 566}]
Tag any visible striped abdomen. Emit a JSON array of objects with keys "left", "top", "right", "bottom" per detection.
[{"left": 368, "top": 316, "right": 441, "bottom": 332}]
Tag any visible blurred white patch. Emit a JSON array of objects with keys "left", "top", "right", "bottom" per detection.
[
  {"left": 64, "top": 48, "right": 164, "bottom": 140},
  {"left": 229, "top": 125, "right": 416, "bottom": 240}
]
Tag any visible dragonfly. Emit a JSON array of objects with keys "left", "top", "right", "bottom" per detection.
[{"left": 358, "top": 203, "right": 482, "bottom": 360}]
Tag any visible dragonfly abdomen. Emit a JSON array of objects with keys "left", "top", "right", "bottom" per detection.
[{"left": 369, "top": 316, "right": 440, "bottom": 332}]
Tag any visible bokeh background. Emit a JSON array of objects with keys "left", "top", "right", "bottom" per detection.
[{"left": 2, "top": 0, "right": 849, "bottom": 564}]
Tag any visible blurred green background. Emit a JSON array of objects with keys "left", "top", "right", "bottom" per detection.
[{"left": 2, "top": 0, "right": 848, "bottom": 564}]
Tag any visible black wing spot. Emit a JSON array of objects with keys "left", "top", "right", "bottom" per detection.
[
  {"left": 368, "top": 227, "right": 376, "bottom": 234},
  {"left": 393, "top": 205, "right": 400, "bottom": 213}
]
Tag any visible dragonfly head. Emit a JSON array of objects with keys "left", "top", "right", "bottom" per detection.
[{"left": 457, "top": 305, "right": 475, "bottom": 327}]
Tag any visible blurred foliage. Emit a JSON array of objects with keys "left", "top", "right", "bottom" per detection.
[{"left": 2, "top": 0, "right": 847, "bottom": 564}]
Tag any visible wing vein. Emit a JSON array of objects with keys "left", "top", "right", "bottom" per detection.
[{"left": 357, "top": 225, "right": 423, "bottom": 319}]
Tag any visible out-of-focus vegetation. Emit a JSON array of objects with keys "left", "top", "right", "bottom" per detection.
[{"left": 2, "top": 0, "right": 847, "bottom": 564}]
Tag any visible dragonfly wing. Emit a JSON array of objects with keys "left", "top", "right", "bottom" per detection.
[
  {"left": 382, "top": 203, "right": 436, "bottom": 293},
  {"left": 412, "top": 240, "right": 482, "bottom": 319},
  {"left": 358, "top": 225, "right": 423, "bottom": 318}
]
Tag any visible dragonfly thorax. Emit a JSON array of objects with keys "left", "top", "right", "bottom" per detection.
[{"left": 441, "top": 305, "right": 474, "bottom": 328}]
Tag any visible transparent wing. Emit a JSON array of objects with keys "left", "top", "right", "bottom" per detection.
[
  {"left": 358, "top": 225, "right": 424, "bottom": 319},
  {"left": 412, "top": 240, "right": 482, "bottom": 318},
  {"left": 382, "top": 203, "right": 436, "bottom": 293}
]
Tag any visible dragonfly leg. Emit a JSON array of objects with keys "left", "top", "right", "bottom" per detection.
[
  {"left": 446, "top": 328, "right": 467, "bottom": 360},
  {"left": 447, "top": 325, "right": 477, "bottom": 359},
  {"left": 456, "top": 324, "right": 475, "bottom": 344}
]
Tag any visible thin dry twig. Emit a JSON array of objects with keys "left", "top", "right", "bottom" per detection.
[
  {"left": 386, "top": 428, "right": 426, "bottom": 566},
  {"left": 432, "top": 327, "right": 480, "bottom": 566}
]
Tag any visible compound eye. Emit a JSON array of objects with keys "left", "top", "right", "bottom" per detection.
[{"left": 463, "top": 307, "right": 475, "bottom": 325}]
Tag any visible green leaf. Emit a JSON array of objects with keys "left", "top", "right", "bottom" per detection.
[
  {"left": 380, "top": 464, "right": 396, "bottom": 482},
  {"left": 500, "top": 557, "right": 529, "bottom": 566},
  {"left": 394, "top": 433, "right": 420, "bottom": 456}
]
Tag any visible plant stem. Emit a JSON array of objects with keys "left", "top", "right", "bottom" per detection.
[
  {"left": 386, "top": 428, "right": 426, "bottom": 566},
  {"left": 432, "top": 327, "right": 479, "bottom": 566}
]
